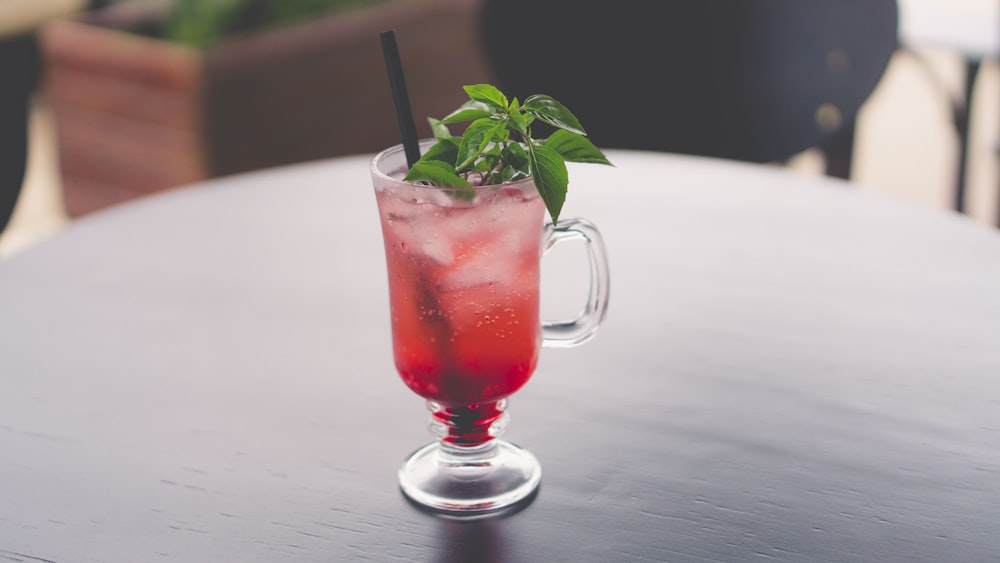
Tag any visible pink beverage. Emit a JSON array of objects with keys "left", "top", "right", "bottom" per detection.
[
  {"left": 374, "top": 172, "right": 545, "bottom": 410},
  {"left": 372, "top": 139, "right": 608, "bottom": 514}
]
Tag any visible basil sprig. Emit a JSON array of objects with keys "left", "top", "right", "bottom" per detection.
[{"left": 403, "top": 84, "right": 612, "bottom": 224}]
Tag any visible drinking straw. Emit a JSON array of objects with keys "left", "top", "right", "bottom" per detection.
[{"left": 380, "top": 29, "right": 421, "bottom": 168}]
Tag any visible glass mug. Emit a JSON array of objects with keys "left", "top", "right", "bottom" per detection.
[{"left": 371, "top": 140, "right": 609, "bottom": 516}]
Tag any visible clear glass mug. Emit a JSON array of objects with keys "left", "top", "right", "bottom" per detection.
[{"left": 371, "top": 140, "right": 609, "bottom": 516}]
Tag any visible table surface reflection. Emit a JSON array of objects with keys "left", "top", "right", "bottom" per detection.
[{"left": 1, "top": 150, "right": 999, "bottom": 562}]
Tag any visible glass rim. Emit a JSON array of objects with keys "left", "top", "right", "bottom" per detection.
[{"left": 370, "top": 139, "right": 536, "bottom": 192}]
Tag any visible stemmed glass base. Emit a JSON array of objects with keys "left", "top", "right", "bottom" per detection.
[{"left": 398, "top": 400, "right": 541, "bottom": 517}]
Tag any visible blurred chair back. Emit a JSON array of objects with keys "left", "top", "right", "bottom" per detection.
[
  {"left": 479, "top": 0, "right": 899, "bottom": 179},
  {"left": 0, "top": 34, "right": 40, "bottom": 236}
]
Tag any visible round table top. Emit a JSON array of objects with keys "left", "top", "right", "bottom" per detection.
[{"left": 2, "top": 150, "right": 999, "bottom": 562}]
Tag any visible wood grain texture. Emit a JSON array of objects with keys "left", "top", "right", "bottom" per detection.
[{"left": 0, "top": 151, "right": 998, "bottom": 562}]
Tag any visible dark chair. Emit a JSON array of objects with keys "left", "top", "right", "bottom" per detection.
[
  {"left": 0, "top": 1, "right": 103, "bottom": 240},
  {"left": 478, "top": 0, "right": 899, "bottom": 180},
  {"left": 0, "top": 33, "right": 40, "bottom": 236}
]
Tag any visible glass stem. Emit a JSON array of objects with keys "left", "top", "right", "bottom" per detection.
[{"left": 427, "top": 399, "right": 509, "bottom": 453}]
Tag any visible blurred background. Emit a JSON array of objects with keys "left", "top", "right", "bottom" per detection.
[{"left": 1, "top": 0, "right": 997, "bottom": 257}]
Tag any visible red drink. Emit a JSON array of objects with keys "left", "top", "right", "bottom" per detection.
[
  {"left": 372, "top": 139, "right": 608, "bottom": 514},
  {"left": 375, "top": 177, "right": 545, "bottom": 407}
]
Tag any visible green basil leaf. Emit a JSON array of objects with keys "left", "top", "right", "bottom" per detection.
[
  {"left": 495, "top": 125, "right": 511, "bottom": 144},
  {"left": 482, "top": 144, "right": 503, "bottom": 167},
  {"left": 403, "top": 160, "right": 472, "bottom": 187},
  {"left": 523, "top": 94, "right": 586, "bottom": 135},
  {"left": 527, "top": 143, "right": 569, "bottom": 224},
  {"left": 420, "top": 83, "right": 611, "bottom": 213},
  {"left": 456, "top": 118, "right": 502, "bottom": 171},
  {"left": 473, "top": 156, "right": 494, "bottom": 173},
  {"left": 508, "top": 105, "right": 529, "bottom": 135},
  {"left": 463, "top": 84, "right": 508, "bottom": 111},
  {"left": 428, "top": 117, "right": 452, "bottom": 140},
  {"left": 544, "top": 130, "right": 612, "bottom": 165},
  {"left": 417, "top": 137, "right": 459, "bottom": 165},
  {"left": 441, "top": 100, "right": 494, "bottom": 124},
  {"left": 501, "top": 142, "right": 529, "bottom": 170}
]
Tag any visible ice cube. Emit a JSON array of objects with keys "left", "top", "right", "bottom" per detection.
[
  {"left": 436, "top": 238, "right": 543, "bottom": 295},
  {"left": 420, "top": 236, "right": 455, "bottom": 265},
  {"left": 437, "top": 249, "right": 512, "bottom": 293}
]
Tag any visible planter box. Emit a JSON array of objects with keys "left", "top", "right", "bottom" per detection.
[{"left": 40, "top": 0, "right": 494, "bottom": 217}]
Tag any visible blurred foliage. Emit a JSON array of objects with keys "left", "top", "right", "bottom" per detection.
[{"left": 165, "top": 0, "right": 386, "bottom": 46}]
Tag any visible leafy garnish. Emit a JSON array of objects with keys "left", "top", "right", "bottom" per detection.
[{"left": 403, "top": 84, "right": 612, "bottom": 223}]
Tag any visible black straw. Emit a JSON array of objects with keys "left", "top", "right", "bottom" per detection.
[{"left": 380, "top": 29, "right": 420, "bottom": 168}]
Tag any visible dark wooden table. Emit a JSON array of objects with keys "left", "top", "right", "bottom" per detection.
[{"left": 2, "top": 150, "right": 999, "bottom": 562}]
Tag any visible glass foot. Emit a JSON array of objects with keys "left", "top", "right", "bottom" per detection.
[{"left": 398, "top": 439, "right": 541, "bottom": 517}]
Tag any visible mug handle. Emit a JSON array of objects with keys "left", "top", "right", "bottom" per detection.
[{"left": 541, "top": 217, "right": 610, "bottom": 348}]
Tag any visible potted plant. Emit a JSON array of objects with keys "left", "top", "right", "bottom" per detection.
[{"left": 39, "top": 0, "right": 494, "bottom": 216}]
